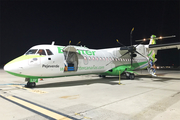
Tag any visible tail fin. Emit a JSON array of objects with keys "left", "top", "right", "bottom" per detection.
[
  {"left": 148, "top": 35, "right": 157, "bottom": 62},
  {"left": 149, "top": 35, "right": 156, "bottom": 45}
]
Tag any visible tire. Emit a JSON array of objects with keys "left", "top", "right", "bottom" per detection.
[
  {"left": 31, "top": 82, "right": 36, "bottom": 87},
  {"left": 126, "top": 75, "right": 130, "bottom": 79},
  {"left": 26, "top": 82, "right": 36, "bottom": 88},
  {"left": 130, "top": 74, "right": 135, "bottom": 80},
  {"left": 126, "top": 73, "right": 130, "bottom": 79},
  {"left": 102, "top": 75, "right": 106, "bottom": 78}
]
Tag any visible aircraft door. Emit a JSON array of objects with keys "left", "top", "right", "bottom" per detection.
[
  {"left": 63, "top": 51, "right": 78, "bottom": 72},
  {"left": 62, "top": 46, "right": 79, "bottom": 72}
]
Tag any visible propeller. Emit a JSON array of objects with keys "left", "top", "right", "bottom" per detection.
[
  {"left": 107, "top": 29, "right": 175, "bottom": 68},
  {"left": 117, "top": 30, "right": 176, "bottom": 69},
  {"left": 117, "top": 28, "right": 148, "bottom": 68}
]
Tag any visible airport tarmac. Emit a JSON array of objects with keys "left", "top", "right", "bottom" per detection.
[{"left": 0, "top": 69, "right": 180, "bottom": 120}]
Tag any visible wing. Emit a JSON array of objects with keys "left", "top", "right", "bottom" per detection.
[{"left": 148, "top": 42, "right": 180, "bottom": 50}]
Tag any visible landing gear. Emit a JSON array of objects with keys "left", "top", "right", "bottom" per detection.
[
  {"left": 129, "top": 73, "right": 135, "bottom": 80},
  {"left": 99, "top": 75, "right": 106, "bottom": 78},
  {"left": 25, "top": 78, "right": 36, "bottom": 88},
  {"left": 125, "top": 73, "right": 135, "bottom": 80},
  {"left": 26, "top": 81, "right": 36, "bottom": 88}
]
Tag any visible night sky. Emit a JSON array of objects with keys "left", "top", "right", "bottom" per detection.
[{"left": 1, "top": 0, "right": 180, "bottom": 67}]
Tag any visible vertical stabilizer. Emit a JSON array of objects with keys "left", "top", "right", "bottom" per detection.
[
  {"left": 149, "top": 35, "right": 156, "bottom": 45},
  {"left": 148, "top": 35, "right": 157, "bottom": 62}
]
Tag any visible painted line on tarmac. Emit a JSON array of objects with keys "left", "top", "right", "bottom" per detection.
[
  {"left": 8, "top": 85, "right": 47, "bottom": 94},
  {"left": 0, "top": 95, "right": 78, "bottom": 120},
  {"left": 0, "top": 83, "right": 26, "bottom": 86}
]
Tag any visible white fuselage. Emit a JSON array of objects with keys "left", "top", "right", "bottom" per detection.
[{"left": 4, "top": 44, "right": 149, "bottom": 78}]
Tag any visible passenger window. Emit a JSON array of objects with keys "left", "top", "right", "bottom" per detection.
[
  {"left": 46, "top": 49, "right": 53, "bottom": 55},
  {"left": 89, "top": 56, "right": 91, "bottom": 61},
  {"left": 25, "top": 49, "right": 38, "bottom": 55},
  {"left": 106, "top": 57, "right": 108, "bottom": 61},
  {"left": 109, "top": 57, "right": 112, "bottom": 61},
  {"left": 103, "top": 57, "right": 105, "bottom": 61},
  {"left": 37, "top": 49, "right": 46, "bottom": 55}
]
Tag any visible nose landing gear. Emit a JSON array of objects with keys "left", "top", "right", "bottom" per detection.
[
  {"left": 25, "top": 81, "right": 36, "bottom": 88},
  {"left": 25, "top": 78, "right": 37, "bottom": 88}
]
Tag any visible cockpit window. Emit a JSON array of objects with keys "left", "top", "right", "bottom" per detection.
[
  {"left": 46, "top": 49, "right": 53, "bottom": 55},
  {"left": 25, "top": 49, "right": 38, "bottom": 55},
  {"left": 37, "top": 49, "right": 46, "bottom": 55}
]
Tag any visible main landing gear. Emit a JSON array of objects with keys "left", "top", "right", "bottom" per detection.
[
  {"left": 125, "top": 73, "right": 135, "bottom": 80},
  {"left": 25, "top": 78, "right": 36, "bottom": 88},
  {"left": 99, "top": 75, "right": 106, "bottom": 78}
]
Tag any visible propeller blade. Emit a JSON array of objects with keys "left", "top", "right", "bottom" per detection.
[
  {"left": 76, "top": 41, "right": 81, "bottom": 45},
  {"left": 130, "top": 27, "right": 134, "bottom": 46},
  {"left": 134, "top": 51, "right": 148, "bottom": 60},
  {"left": 131, "top": 52, "right": 133, "bottom": 68},
  {"left": 116, "top": 39, "right": 126, "bottom": 47},
  {"left": 119, "top": 51, "right": 130, "bottom": 59}
]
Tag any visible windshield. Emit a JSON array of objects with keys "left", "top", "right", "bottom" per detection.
[
  {"left": 37, "top": 49, "right": 46, "bottom": 55},
  {"left": 46, "top": 49, "right": 53, "bottom": 55},
  {"left": 25, "top": 49, "right": 38, "bottom": 55},
  {"left": 25, "top": 49, "right": 53, "bottom": 56}
]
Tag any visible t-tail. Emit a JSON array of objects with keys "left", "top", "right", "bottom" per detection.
[{"left": 148, "top": 35, "right": 157, "bottom": 62}]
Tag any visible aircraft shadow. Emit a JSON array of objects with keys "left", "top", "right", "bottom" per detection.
[
  {"left": 35, "top": 76, "right": 130, "bottom": 88},
  {"left": 135, "top": 74, "right": 180, "bottom": 82}
]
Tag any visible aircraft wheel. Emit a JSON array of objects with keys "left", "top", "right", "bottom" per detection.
[
  {"left": 31, "top": 82, "right": 36, "bottom": 87},
  {"left": 25, "top": 82, "right": 36, "bottom": 88},
  {"left": 126, "top": 75, "right": 130, "bottom": 79},
  {"left": 126, "top": 73, "right": 130, "bottom": 79},
  {"left": 130, "top": 74, "right": 135, "bottom": 80},
  {"left": 102, "top": 75, "right": 106, "bottom": 78},
  {"left": 99, "top": 75, "right": 106, "bottom": 78}
]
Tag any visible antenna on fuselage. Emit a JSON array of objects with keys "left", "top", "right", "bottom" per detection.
[{"left": 51, "top": 41, "right": 55, "bottom": 45}]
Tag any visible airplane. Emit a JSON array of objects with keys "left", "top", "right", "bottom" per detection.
[{"left": 3, "top": 33, "right": 180, "bottom": 88}]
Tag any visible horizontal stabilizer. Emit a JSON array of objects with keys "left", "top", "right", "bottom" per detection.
[{"left": 148, "top": 42, "right": 180, "bottom": 50}]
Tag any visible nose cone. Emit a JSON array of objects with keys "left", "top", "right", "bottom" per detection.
[
  {"left": 4, "top": 60, "right": 23, "bottom": 74},
  {"left": 4, "top": 55, "right": 42, "bottom": 77},
  {"left": 3, "top": 55, "right": 28, "bottom": 75},
  {"left": 4, "top": 63, "right": 11, "bottom": 72}
]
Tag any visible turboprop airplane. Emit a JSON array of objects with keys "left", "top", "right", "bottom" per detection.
[{"left": 3, "top": 34, "right": 180, "bottom": 88}]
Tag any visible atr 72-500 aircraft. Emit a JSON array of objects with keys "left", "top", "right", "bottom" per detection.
[{"left": 4, "top": 34, "right": 180, "bottom": 88}]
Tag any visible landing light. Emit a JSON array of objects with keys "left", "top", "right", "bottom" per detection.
[
  {"left": 159, "top": 36, "right": 162, "bottom": 39},
  {"left": 143, "top": 38, "right": 146, "bottom": 41}
]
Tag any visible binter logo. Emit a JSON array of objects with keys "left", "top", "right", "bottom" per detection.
[
  {"left": 77, "top": 50, "right": 95, "bottom": 55},
  {"left": 57, "top": 47, "right": 96, "bottom": 55},
  {"left": 57, "top": 47, "right": 64, "bottom": 53}
]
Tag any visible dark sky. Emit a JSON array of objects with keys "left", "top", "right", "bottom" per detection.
[{"left": 0, "top": 0, "right": 180, "bottom": 66}]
